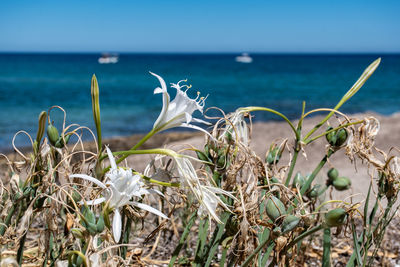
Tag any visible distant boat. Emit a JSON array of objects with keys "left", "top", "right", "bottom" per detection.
[
  {"left": 98, "top": 53, "right": 119, "bottom": 64},
  {"left": 235, "top": 53, "right": 253, "bottom": 63}
]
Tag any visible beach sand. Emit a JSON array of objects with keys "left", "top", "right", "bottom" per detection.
[
  {"left": 2, "top": 112, "right": 400, "bottom": 201},
  {"left": 82, "top": 112, "right": 399, "bottom": 209}
]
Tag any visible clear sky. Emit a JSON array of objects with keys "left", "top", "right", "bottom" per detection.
[{"left": 0, "top": 0, "right": 399, "bottom": 53}]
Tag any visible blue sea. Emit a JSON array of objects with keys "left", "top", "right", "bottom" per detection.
[{"left": 0, "top": 53, "right": 399, "bottom": 150}]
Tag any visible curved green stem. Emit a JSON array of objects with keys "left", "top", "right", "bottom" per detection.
[{"left": 239, "top": 107, "right": 298, "bottom": 138}]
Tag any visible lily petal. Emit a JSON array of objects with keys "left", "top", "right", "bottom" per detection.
[
  {"left": 130, "top": 201, "right": 168, "bottom": 219},
  {"left": 106, "top": 146, "right": 117, "bottom": 170},
  {"left": 150, "top": 72, "right": 170, "bottom": 130},
  {"left": 112, "top": 208, "right": 122, "bottom": 242},
  {"left": 82, "top": 197, "right": 106, "bottom": 206},
  {"left": 204, "top": 186, "right": 238, "bottom": 202},
  {"left": 69, "top": 174, "right": 107, "bottom": 189}
]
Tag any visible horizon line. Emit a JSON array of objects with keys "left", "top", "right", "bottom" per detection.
[{"left": 0, "top": 51, "right": 399, "bottom": 55}]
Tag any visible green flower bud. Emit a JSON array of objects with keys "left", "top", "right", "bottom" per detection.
[
  {"left": 292, "top": 172, "right": 305, "bottom": 188},
  {"left": 332, "top": 177, "right": 351, "bottom": 191},
  {"left": 47, "top": 123, "right": 60, "bottom": 146},
  {"left": 266, "top": 196, "right": 287, "bottom": 222},
  {"left": 282, "top": 215, "right": 300, "bottom": 233},
  {"left": 35, "top": 111, "right": 47, "bottom": 147},
  {"left": 327, "top": 168, "right": 339, "bottom": 182},
  {"left": 325, "top": 208, "right": 347, "bottom": 227}
]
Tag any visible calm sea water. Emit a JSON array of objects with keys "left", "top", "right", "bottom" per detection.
[{"left": 0, "top": 53, "right": 399, "bottom": 150}]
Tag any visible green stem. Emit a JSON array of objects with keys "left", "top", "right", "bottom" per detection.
[
  {"left": 119, "top": 129, "right": 157, "bottom": 160},
  {"left": 285, "top": 102, "right": 304, "bottom": 186},
  {"left": 300, "top": 149, "right": 334, "bottom": 196},
  {"left": 17, "top": 231, "right": 27, "bottom": 265},
  {"left": 285, "top": 143, "right": 300, "bottom": 186},
  {"left": 322, "top": 227, "right": 331, "bottom": 267},
  {"left": 0, "top": 203, "right": 17, "bottom": 235}
]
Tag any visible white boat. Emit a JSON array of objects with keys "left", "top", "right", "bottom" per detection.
[
  {"left": 235, "top": 53, "right": 253, "bottom": 63},
  {"left": 98, "top": 54, "right": 119, "bottom": 64}
]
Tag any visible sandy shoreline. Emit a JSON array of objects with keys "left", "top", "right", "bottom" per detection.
[{"left": 2, "top": 111, "right": 400, "bottom": 203}]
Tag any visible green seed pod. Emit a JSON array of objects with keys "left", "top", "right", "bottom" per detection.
[
  {"left": 47, "top": 123, "right": 60, "bottom": 146},
  {"left": 327, "top": 168, "right": 339, "bottom": 182},
  {"left": 307, "top": 184, "right": 321, "bottom": 199},
  {"left": 282, "top": 215, "right": 300, "bottom": 233},
  {"left": 292, "top": 172, "right": 305, "bottom": 188},
  {"left": 325, "top": 127, "right": 337, "bottom": 146},
  {"left": 325, "top": 127, "right": 348, "bottom": 147},
  {"left": 335, "top": 128, "right": 348, "bottom": 147},
  {"left": 325, "top": 208, "right": 347, "bottom": 227},
  {"left": 266, "top": 196, "right": 287, "bottom": 222},
  {"left": 96, "top": 214, "right": 105, "bottom": 233},
  {"left": 332, "top": 177, "right": 351, "bottom": 191}
]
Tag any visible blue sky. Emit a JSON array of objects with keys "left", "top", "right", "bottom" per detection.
[{"left": 0, "top": 0, "right": 399, "bottom": 53}]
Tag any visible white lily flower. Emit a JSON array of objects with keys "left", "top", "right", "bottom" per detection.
[
  {"left": 70, "top": 147, "right": 168, "bottom": 242},
  {"left": 150, "top": 72, "right": 210, "bottom": 133},
  {"left": 174, "top": 156, "right": 236, "bottom": 223}
]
